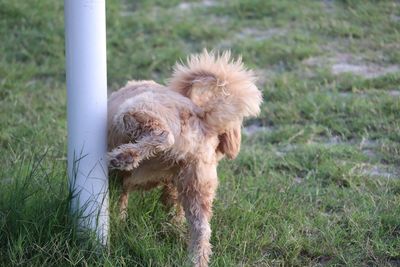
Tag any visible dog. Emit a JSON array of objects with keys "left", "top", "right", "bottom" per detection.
[{"left": 107, "top": 50, "right": 262, "bottom": 267}]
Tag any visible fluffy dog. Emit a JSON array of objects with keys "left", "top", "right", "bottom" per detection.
[{"left": 108, "top": 51, "right": 262, "bottom": 267}]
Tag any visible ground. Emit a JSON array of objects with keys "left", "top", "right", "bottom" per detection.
[{"left": 0, "top": 0, "right": 399, "bottom": 266}]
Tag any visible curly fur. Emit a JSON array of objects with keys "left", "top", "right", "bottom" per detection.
[{"left": 108, "top": 51, "right": 262, "bottom": 267}]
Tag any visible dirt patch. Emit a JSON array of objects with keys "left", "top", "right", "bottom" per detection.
[
  {"left": 294, "top": 176, "right": 303, "bottom": 184},
  {"left": 177, "top": 0, "right": 218, "bottom": 10},
  {"left": 254, "top": 69, "right": 277, "bottom": 86},
  {"left": 304, "top": 53, "right": 399, "bottom": 79},
  {"left": 359, "top": 138, "right": 380, "bottom": 149},
  {"left": 320, "top": 135, "right": 343, "bottom": 145},
  {"left": 359, "top": 138, "right": 380, "bottom": 159},
  {"left": 388, "top": 90, "right": 400, "bottom": 96},
  {"left": 323, "top": 0, "right": 335, "bottom": 14},
  {"left": 330, "top": 90, "right": 400, "bottom": 98},
  {"left": 243, "top": 127, "right": 397, "bottom": 179},
  {"left": 332, "top": 63, "right": 399, "bottom": 79},
  {"left": 207, "top": 14, "right": 230, "bottom": 25},
  {"left": 302, "top": 136, "right": 383, "bottom": 161},
  {"left": 323, "top": 90, "right": 400, "bottom": 103},
  {"left": 391, "top": 14, "right": 400, "bottom": 22},
  {"left": 311, "top": 137, "right": 383, "bottom": 160},
  {"left": 235, "top": 27, "right": 287, "bottom": 41},
  {"left": 309, "top": 135, "right": 355, "bottom": 148},
  {"left": 242, "top": 124, "right": 274, "bottom": 136},
  {"left": 218, "top": 27, "right": 286, "bottom": 50},
  {"left": 120, "top": 1, "right": 219, "bottom": 16},
  {"left": 356, "top": 164, "right": 400, "bottom": 179}
]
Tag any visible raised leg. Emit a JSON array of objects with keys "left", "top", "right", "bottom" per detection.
[
  {"left": 108, "top": 111, "right": 174, "bottom": 171},
  {"left": 178, "top": 162, "right": 218, "bottom": 267}
]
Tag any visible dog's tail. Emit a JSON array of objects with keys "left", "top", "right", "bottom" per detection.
[{"left": 168, "top": 50, "right": 262, "bottom": 132}]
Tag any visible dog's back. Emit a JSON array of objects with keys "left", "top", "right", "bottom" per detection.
[
  {"left": 108, "top": 81, "right": 163, "bottom": 148},
  {"left": 108, "top": 80, "right": 206, "bottom": 157}
]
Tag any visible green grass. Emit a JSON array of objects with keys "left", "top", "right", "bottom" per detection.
[{"left": 1, "top": 0, "right": 400, "bottom": 266}]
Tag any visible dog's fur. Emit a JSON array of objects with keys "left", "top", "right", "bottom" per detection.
[{"left": 108, "top": 51, "right": 262, "bottom": 267}]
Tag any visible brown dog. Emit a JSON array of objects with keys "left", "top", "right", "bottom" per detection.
[{"left": 108, "top": 51, "right": 262, "bottom": 267}]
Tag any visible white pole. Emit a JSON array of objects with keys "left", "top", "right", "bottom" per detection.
[{"left": 64, "top": 0, "right": 108, "bottom": 244}]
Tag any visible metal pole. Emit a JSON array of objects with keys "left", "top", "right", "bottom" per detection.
[{"left": 64, "top": 0, "right": 108, "bottom": 245}]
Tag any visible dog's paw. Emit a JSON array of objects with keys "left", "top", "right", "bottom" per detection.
[
  {"left": 119, "top": 209, "right": 128, "bottom": 221},
  {"left": 108, "top": 148, "right": 140, "bottom": 170},
  {"left": 170, "top": 212, "right": 186, "bottom": 226}
]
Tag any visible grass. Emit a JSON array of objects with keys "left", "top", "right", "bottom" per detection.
[{"left": 1, "top": 0, "right": 399, "bottom": 266}]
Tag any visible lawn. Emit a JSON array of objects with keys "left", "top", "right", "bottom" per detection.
[{"left": 1, "top": 0, "right": 399, "bottom": 266}]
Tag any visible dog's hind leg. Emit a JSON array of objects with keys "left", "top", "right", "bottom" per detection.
[
  {"left": 117, "top": 171, "right": 132, "bottom": 221},
  {"left": 178, "top": 162, "right": 218, "bottom": 267},
  {"left": 108, "top": 134, "right": 173, "bottom": 171},
  {"left": 108, "top": 111, "right": 174, "bottom": 171},
  {"left": 119, "top": 189, "right": 129, "bottom": 221},
  {"left": 161, "top": 180, "right": 185, "bottom": 225}
]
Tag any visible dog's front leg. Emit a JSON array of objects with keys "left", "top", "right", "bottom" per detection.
[{"left": 178, "top": 162, "right": 218, "bottom": 267}]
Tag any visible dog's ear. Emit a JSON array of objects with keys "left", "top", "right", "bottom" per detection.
[{"left": 217, "top": 124, "right": 241, "bottom": 160}]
